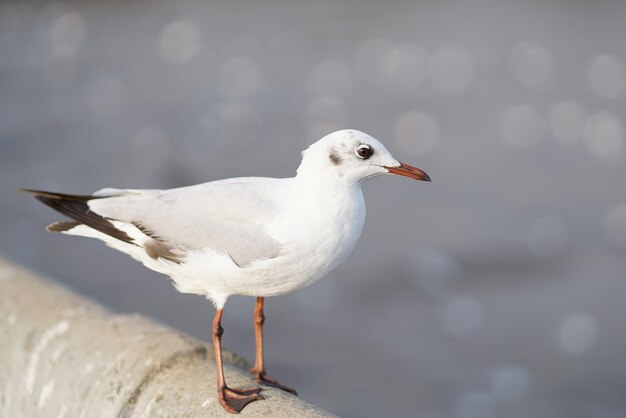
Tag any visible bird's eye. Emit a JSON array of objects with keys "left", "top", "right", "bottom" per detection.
[{"left": 356, "top": 144, "right": 373, "bottom": 160}]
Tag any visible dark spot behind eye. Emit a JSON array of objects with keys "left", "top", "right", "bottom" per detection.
[{"left": 329, "top": 149, "right": 342, "bottom": 165}]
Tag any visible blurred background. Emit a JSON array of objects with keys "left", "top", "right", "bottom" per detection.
[{"left": 2, "top": 0, "right": 626, "bottom": 417}]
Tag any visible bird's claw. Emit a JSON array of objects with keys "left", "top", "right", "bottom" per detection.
[
  {"left": 251, "top": 371, "right": 298, "bottom": 395},
  {"left": 218, "top": 386, "right": 264, "bottom": 414}
]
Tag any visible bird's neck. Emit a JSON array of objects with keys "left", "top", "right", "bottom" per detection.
[
  {"left": 291, "top": 171, "right": 364, "bottom": 226},
  {"left": 294, "top": 168, "right": 361, "bottom": 196}
]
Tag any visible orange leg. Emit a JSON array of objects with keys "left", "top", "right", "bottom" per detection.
[
  {"left": 250, "top": 297, "right": 298, "bottom": 395},
  {"left": 212, "top": 308, "right": 263, "bottom": 414}
]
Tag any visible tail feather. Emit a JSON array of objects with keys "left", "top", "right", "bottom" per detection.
[{"left": 22, "top": 189, "right": 135, "bottom": 244}]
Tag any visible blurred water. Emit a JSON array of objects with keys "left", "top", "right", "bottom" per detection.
[{"left": 2, "top": 0, "right": 626, "bottom": 417}]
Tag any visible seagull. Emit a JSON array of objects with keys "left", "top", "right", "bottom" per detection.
[{"left": 24, "top": 129, "right": 430, "bottom": 414}]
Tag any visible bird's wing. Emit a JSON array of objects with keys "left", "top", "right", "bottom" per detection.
[{"left": 88, "top": 178, "right": 286, "bottom": 266}]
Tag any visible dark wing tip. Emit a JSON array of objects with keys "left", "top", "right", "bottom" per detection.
[
  {"left": 21, "top": 188, "right": 46, "bottom": 196},
  {"left": 21, "top": 188, "right": 96, "bottom": 201},
  {"left": 47, "top": 221, "right": 81, "bottom": 232},
  {"left": 24, "top": 188, "right": 134, "bottom": 244}
]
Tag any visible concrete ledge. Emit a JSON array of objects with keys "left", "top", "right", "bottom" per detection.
[{"left": 0, "top": 258, "right": 337, "bottom": 417}]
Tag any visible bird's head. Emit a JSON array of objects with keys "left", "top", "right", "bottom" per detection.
[{"left": 297, "top": 129, "right": 431, "bottom": 185}]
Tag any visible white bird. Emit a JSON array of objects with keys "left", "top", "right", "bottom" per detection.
[{"left": 24, "top": 129, "right": 430, "bottom": 414}]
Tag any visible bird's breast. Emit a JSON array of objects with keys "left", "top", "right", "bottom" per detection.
[{"left": 269, "top": 187, "right": 366, "bottom": 279}]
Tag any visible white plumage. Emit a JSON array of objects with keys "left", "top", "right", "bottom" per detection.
[{"left": 32, "top": 129, "right": 429, "bottom": 308}]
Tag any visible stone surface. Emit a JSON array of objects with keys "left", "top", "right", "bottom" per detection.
[{"left": 0, "top": 258, "right": 336, "bottom": 417}]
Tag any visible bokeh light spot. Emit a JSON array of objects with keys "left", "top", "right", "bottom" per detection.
[
  {"left": 220, "top": 56, "right": 263, "bottom": 100},
  {"left": 557, "top": 313, "right": 598, "bottom": 355},
  {"left": 384, "top": 43, "right": 428, "bottom": 88},
  {"left": 490, "top": 364, "right": 532, "bottom": 405},
  {"left": 158, "top": 20, "right": 201, "bottom": 64},
  {"left": 588, "top": 54, "right": 625, "bottom": 99},
  {"left": 583, "top": 111, "right": 624, "bottom": 162},
  {"left": 511, "top": 42, "right": 558, "bottom": 91},
  {"left": 407, "top": 247, "right": 463, "bottom": 299},
  {"left": 441, "top": 296, "right": 484, "bottom": 338},
  {"left": 49, "top": 11, "right": 86, "bottom": 57}
]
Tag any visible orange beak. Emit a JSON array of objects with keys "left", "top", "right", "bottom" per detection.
[{"left": 384, "top": 162, "right": 431, "bottom": 182}]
